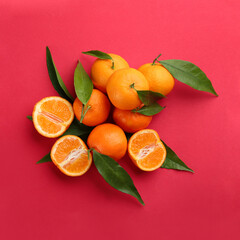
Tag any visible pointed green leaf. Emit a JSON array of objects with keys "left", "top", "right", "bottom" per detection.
[
  {"left": 133, "top": 102, "right": 165, "bottom": 116},
  {"left": 82, "top": 50, "right": 113, "bottom": 60},
  {"left": 159, "top": 60, "right": 218, "bottom": 96},
  {"left": 161, "top": 140, "right": 194, "bottom": 172},
  {"left": 46, "top": 47, "right": 74, "bottom": 102},
  {"left": 27, "top": 115, "right": 32, "bottom": 120},
  {"left": 82, "top": 50, "right": 114, "bottom": 69},
  {"left": 136, "top": 90, "right": 165, "bottom": 106},
  {"left": 93, "top": 150, "right": 145, "bottom": 205},
  {"left": 61, "top": 118, "right": 93, "bottom": 136},
  {"left": 37, "top": 153, "right": 52, "bottom": 164},
  {"left": 74, "top": 61, "right": 93, "bottom": 105}
]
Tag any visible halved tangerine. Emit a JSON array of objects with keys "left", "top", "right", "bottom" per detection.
[
  {"left": 128, "top": 129, "right": 166, "bottom": 171},
  {"left": 51, "top": 135, "right": 92, "bottom": 176},
  {"left": 32, "top": 96, "right": 74, "bottom": 138}
]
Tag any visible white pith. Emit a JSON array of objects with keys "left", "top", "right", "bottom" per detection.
[
  {"left": 52, "top": 136, "right": 92, "bottom": 176},
  {"left": 39, "top": 111, "right": 64, "bottom": 124},
  {"left": 129, "top": 129, "right": 166, "bottom": 171},
  {"left": 137, "top": 143, "right": 159, "bottom": 159},
  {"left": 59, "top": 146, "right": 87, "bottom": 169}
]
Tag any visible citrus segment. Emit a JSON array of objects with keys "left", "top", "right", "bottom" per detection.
[
  {"left": 51, "top": 135, "right": 92, "bottom": 176},
  {"left": 33, "top": 97, "right": 74, "bottom": 138},
  {"left": 128, "top": 129, "right": 166, "bottom": 171}
]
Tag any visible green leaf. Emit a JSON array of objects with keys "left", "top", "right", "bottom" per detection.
[
  {"left": 133, "top": 102, "right": 165, "bottom": 116},
  {"left": 46, "top": 47, "right": 74, "bottom": 102},
  {"left": 27, "top": 115, "right": 32, "bottom": 120},
  {"left": 161, "top": 140, "right": 194, "bottom": 172},
  {"left": 82, "top": 50, "right": 112, "bottom": 60},
  {"left": 159, "top": 60, "right": 218, "bottom": 96},
  {"left": 136, "top": 90, "right": 165, "bottom": 106},
  {"left": 74, "top": 61, "right": 93, "bottom": 105},
  {"left": 82, "top": 50, "right": 114, "bottom": 69},
  {"left": 61, "top": 118, "right": 93, "bottom": 136},
  {"left": 93, "top": 150, "right": 145, "bottom": 205},
  {"left": 37, "top": 153, "right": 52, "bottom": 164}
]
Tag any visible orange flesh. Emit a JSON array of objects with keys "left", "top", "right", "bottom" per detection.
[
  {"left": 33, "top": 97, "right": 74, "bottom": 138},
  {"left": 37, "top": 115, "right": 62, "bottom": 134},
  {"left": 40, "top": 99, "right": 72, "bottom": 122},
  {"left": 53, "top": 137, "right": 81, "bottom": 163},
  {"left": 51, "top": 136, "right": 91, "bottom": 175},
  {"left": 137, "top": 143, "right": 166, "bottom": 169},
  {"left": 129, "top": 130, "right": 166, "bottom": 170},
  {"left": 130, "top": 131, "right": 158, "bottom": 156},
  {"left": 39, "top": 111, "right": 64, "bottom": 123}
]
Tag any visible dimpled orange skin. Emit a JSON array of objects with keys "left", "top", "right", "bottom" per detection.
[
  {"left": 87, "top": 123, "right": 127, "bottom": 161},
  {"left": 138, "top": 63, "right": 175, "bottom": 96},
  {"left": 106, "top": 68, "right": 149, "bottom": 110},
  {"left": 73, "top": 89, "right": 111, "bottom": 127},
  {"left": 91, "top": 53, "right": 129, "bottom": 93},
  {"left": 113, "top": 108, "right": 152, "bottom": 133}
]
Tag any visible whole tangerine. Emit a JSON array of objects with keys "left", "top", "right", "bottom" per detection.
[
  {"left": 106, "top": 68, "right": 149, "bottom": 110},
  {"left": 113, "top": 107, "right": 152, "bottom": 133},
  {"left": 87, "top": 123, "right": 127, "bottom": 161},
  {"left": 91, "top": 53, "right": 129, "bottom": 93},
  {"left": 73, "top": 89, "right": 110, "bottom": 126},
  {"left": 138, "top": 63, "right": 174, "bottom": 96}
]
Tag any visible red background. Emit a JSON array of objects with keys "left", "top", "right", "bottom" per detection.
[{"left": 1, "top": 0, "right": 240, "bottom": 239}]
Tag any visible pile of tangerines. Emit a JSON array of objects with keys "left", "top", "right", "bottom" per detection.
[{"left": 32, "top": 53, "right": 174, "bottom": 176}]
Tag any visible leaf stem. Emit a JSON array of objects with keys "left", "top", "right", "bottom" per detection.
[
  {"left": 87, "top": 148, "right": 94, "bottom": 159},
  {"left": 80, "top": 104, "right": 85, "bottom": 123},
  {"left": 80, "top": 105, "right": 91, "bottom": 123},
  {"left": 152, "top": 53, "right": 162, "bottom": 65}
]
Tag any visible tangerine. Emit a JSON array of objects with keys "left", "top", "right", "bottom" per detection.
[
  {"left": 87, "top": 123, "right": 127, "bottom": 161},
  {"left": 138, "top": 63, "right": 174, "bottom": 95},
  {"left": 106, "top": 68, "right": 149, "bottom": 110},
  {"left": 113, "top": 108, "right": 152, "bottom": 133},
  {"left": 51, "top": 135, "right": 92, "bottom": 176},
  {"left": 73, "top": 89, "right": 111, "bottom": 126},
  {"left": 91, "top": 53, "right": 129, "bottom": 93},
  {"left": 32, "top": 96, "right": 74, "bottom": 138},
  {"left": 128, "top": 129, "right": 166, "bottom": 171}
]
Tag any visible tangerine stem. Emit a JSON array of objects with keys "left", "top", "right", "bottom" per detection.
[
  {"left": 111, "top": 59, "right": 115, "bottom": 70},
  {"left": 130, "top": 83, "right": 135, "bottom": 89},
  {"left": 152, "top": 53, "right": 162, "bottom": 65}
]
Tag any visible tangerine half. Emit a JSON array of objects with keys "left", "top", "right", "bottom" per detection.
[
  {"left": 128, "top": 129, "right": 166, "bottom": 171},
  {"left": 32, "top": 96, "right": 74, "bottom": 138},
  {"left": 51, "top": 135, "right": 92, "bottom": 176}
]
